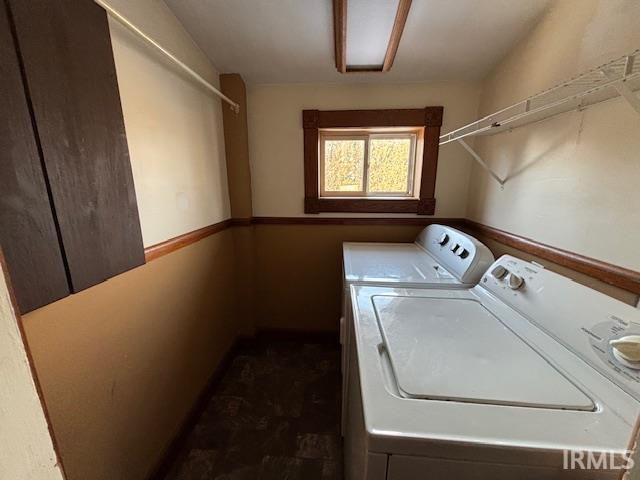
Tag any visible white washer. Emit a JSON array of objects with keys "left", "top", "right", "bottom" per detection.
[
  {"left": 346, "top": 254, "right": 640, "bottom": 480},
  {"left": 340, "top": 224, "right": 494, "bottom": 433}
]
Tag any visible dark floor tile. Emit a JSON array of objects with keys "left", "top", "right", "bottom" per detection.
[
  {"left": 292, "top": 410, "right": 340, "bottom": 436},
  {"left": 258, "top": 456, "right": 302, "bottom": 480},
  {"left": 184, "top": 420, "right": 234, "bottom": 451},
  {"left": 296, "top": 378, "right": 341, "bottom": 435},
  {"left": 250, "top": 377, "right": 306, "bottom": 418},
  {"left": 225, "top": 419, "right": 298, "bottom": 464},
  {"left": 321, "top": 460, "right": 342, "bottom": 480},
  {"left": 302, "top": 459, "right": 328, "bottom": 480},
  {"left": 200, "top": 395, "right": 265, "bottom": 432},
  {"left": 257, "top": 455, "right": 326, "bottom": 480},
  {"left": 167, "top": 449, "right": 219, "bottom": 480},
  {"left": 295, "top": 433, "right": 340, "bottom": 460},
  {"left": 164, "top": 338, "right": 343, "bottom": 480},
  {"left": 212, "top": 464, "right": 260, "bottom": 480},
  {"left": 203, "top": 395, "right": 246, "bottom": 419}
]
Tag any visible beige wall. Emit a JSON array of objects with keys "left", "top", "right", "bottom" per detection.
[
  {"left": 244, "top": 83, "right": 481, "bottom": 329},
  {"left": 108, "top": 0, "right": 231, "bottom": 247},
  {"left": 252, "top": 221, "right": 639, "bottom": 334},
  {"left": 247, "top": 82, "right": 481, "bottom": 218},
  {"left": 253, "top": 224, "right": 426, "bottom": 331},
  {"left": 23, "top": 231, "right": 239, "bottom": 480},
  {"left": 461, "top": 229, "right": 639, "bottom": 306},
  {"left": 467, "top": 0, "right": 640, "bottom": 271},
  {"left": 0, "top": 260, "right": 64, "bottom": 480}
]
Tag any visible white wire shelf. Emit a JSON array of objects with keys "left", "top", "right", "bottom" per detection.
[{"left": 440, "top": 50, "right": 640, "bottom": 145}]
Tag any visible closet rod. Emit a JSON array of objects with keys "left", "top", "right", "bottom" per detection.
[{"left": 94, "top": 0, "right": 240, "bottom": 113}]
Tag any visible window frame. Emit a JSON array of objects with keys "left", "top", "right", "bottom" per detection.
[
  {"left": 303, "top": 108, "right": 443, "bottom": 214},
  {"left": 319, "top": 129, "right": 419, "bottom": 198}
]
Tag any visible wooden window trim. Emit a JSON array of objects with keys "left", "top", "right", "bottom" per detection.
[{"left": 303, "top": 108, "right": 443, "bottom": 214}]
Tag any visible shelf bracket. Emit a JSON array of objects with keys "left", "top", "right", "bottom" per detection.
[
  {"left": 601, "top": 61, "right": 640, "bottom": 115},
  {"left": 612, "top": 82, "right": 640, "bottom": 115},
  {"left": 457, "top": 139, "right": 506, "bottom": 188}
]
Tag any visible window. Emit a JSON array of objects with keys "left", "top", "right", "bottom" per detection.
[
  {"left": 303, "top": 108, "right": 443, "bottom": 214},
  {"left": 320, "top": 130, "right": 418, "bottom": 198}
]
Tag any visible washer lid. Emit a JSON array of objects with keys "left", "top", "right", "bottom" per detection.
[
  {"left": 343, "top": 243, "right": 459, "bottom": 285},
  {"left": 373, "top": 296, "right": 595, "bottom": 411}
]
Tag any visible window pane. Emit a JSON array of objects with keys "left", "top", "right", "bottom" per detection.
[
  {"left": 323, "top": 139, "right": 365, "bottom": 192},
  {"left": 367, "top": 137, "right": 412, "bottom": 193}
]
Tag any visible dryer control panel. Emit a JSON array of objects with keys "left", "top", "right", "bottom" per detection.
[
  {"left": 480, "top": 255, "right": 640, "bottom": 400},
  {"left": 416, "top": 225, "right": 494, "bottom": 285}
]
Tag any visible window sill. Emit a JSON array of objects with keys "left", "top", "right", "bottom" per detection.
[{"left": 305, "top": 197, "right": 435, "bottom": 214}]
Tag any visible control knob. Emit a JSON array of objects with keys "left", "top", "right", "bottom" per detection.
[
  {"left": 506, "top": 273, "right": 524, "bottom": 290},
  {"left": 610, "top": 336, "right": 640, "bottom": 369},
  {"left": 438, "top": 233, "right": 449, "bottom": 246},
  {"left": 491, "top": 265, "right": 508, "bottom": 279}
]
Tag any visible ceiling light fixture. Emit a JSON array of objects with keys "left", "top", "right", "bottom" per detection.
[{"left": 333, "top": 0, "right": 412, "bottom": 74}]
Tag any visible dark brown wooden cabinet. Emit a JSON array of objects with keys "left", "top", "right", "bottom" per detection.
[
  {"left": 0, "top": 2, "right": 70, "bottom": 313},
  {"left": 0, "top": 0, "right": 144, "bottom": 312}
]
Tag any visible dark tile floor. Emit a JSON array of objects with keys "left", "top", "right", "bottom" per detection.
[{"left": 165, "top": 337, "right": 343, "bottom": 480}]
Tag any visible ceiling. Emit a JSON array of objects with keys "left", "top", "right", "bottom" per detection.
[{"left": 165, "top": 0, "right": 550, "bottom": 84}]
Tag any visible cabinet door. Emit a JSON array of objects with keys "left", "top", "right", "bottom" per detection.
[
  {"left": 0, "top": 2, "right": 69, "bottom": 312},
  {"left": 7, "top": 0, "right": 145, "bottom": 292}
]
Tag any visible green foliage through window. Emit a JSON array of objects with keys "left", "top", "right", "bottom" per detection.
[
  {"left": 321, "top": 133, "right": 415, "bottom": 196},
  {"left": 368, "top": 138, "right": 411, "bottom": 193},
  {"left": 324, "top": 139, "right": 365, "bottom": 192}
]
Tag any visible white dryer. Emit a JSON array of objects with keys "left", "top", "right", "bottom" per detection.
[
  {"left": 340, "top": 224, "right": 494, "bottom": 432},
  {"left": 346, "top": 255, "right": 640, "bottom": 479}
]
